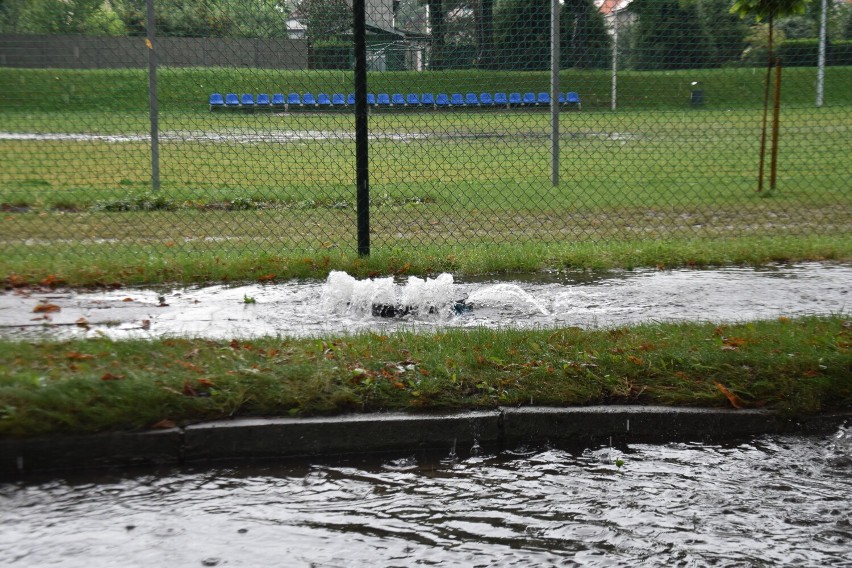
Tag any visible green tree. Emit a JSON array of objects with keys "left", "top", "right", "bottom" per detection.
[
  {"left": 428, "top": 0, "right": 446, "bottom": 69},
  {"left": 1, "top": 0, "right": 125, "bottom": 35},
  {"left": 692, "top": 0, "right": 750, "bottom": 66},
  {"left": 562, "top": 0, "right": 611, "bottom": 69},
  {"left": 630, "top": 0, "right": 714, "bottom": 69},
  {"left": 844, "top": 3, "right": 852, "bottom": 39},
  {"left": 476, "top": 0, "right": 496, "bottom": 68},
  {"left": 494, "top": 0, "right": 550, "bottom": 70},
  {"left": 494, "top": 0, "right": 609, "bottom": 70},
  {"left": 295, "top": 0, "right": 351, "bottom": 41},
  {"left": 116, "top": 0, "right": 289, "bottom": 38},
  {"left": 730, "top": 0, "right": 813, "bottom": 193}
]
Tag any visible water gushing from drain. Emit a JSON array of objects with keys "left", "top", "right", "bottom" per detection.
[
  {"left": 322, "top": 270, "right": 459, "bottom": 318},
  {"left": 0, "top": 262, "right": 848, "bottom": 340},
  {"left": 320, "top": 271, "right": 548, "bottom": 319}
]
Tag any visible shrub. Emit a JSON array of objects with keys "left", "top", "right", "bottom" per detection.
[
  {"left": 831, "top": 40, "right": 852, "bottom": 66},
  {"left": 311, "top": 41, "right": 350, "bottom": 70}
]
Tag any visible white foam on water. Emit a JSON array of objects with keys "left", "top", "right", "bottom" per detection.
[
  {"left": 466, "top": 283, "right": 550, "bottom": 315},
  {"left": 321, "top": 271, "right": 458, "bottom": 318},
  {"left": 399, "top": 273, "right": 456, "bottom": 316}
]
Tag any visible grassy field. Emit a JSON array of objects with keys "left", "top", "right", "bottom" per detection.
[
  {"left": 1, "top": 66, "right": 850, "bottom": 283},
  {"left": 1, "top": 67, "right": 849, "bottom": 433},
  {"left": 0, "top": 235, "right": 848, "bottom": 288},
  {"left": 1, "top": 315, "right": 849, "bottom": 437},
  {"left": 3, "top": 66, "right": 852, "bottom": 112}
]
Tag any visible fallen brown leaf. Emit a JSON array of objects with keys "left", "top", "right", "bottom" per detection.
[
  {"left": 177, "top": 361, "right": 204, "bottom": 373},
  {"left": 715, "top": 382, "right": 743, "bottom": 409},
  {"left": 66, "top": 351, "right": 94, "bottom": 360},
  {"left": 722, "top": 336, "right": 748, "bottom": 348},
  {"left": 150, "top": 419, "right": 177, "bottom": 429},
  {"left": 182, "top": 379, "right": 197, "bottom": 396},
  {"left": 627, "top": 355, "right": 645, "bottom": 365},
  {"left": 33, "top": 303, "right": 61, "bottom": 313},
  {"left": 6, "top": 274, "right": 28, "bottom": 288},
  {"left": 39, "top": 274, "right": 65, "bottom": 287}
]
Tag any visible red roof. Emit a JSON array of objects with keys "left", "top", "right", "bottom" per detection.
[{"left": 598, "top": 0, "right": 633, "bottom": 16}]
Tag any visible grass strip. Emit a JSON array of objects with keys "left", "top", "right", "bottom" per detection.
[
  {"left": 2, "top": 235, "right": 851, "bottom": 288},
  {"left": 4, "top": 67, "right": 852, "bottom": 112},
  {"left": 0, "top": 316, "right": 849, "bottom": 438}
]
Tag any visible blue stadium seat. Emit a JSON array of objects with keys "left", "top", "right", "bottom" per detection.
[
  {"left": 558, "top": 92, "right": 566, "bottom": 105},
  {"left": 272, "top": 93, "right": 286, "bottom": 108},
  {"left": 347, "top": 94, "right": 356, "bottom": 105},
  {"left": 421, "top": 93, "right": 435, "bottom": 107},
  {"left": 256, "top": 93, "right": 270, "bottom": 108},
  {"left": 225, "top": 93, "right": 240, "bottom": 108},
  {"left": 209, "top": 93, "right": 224, "bottom": 111},
  {"left": 406, "top": 93, "right": 421, "bottom": 107},
  {"left": 537, "top": 92, "right": 550, "bottom": 105},
  {"left": 392, "top": 93, "right": 405, "bottom": 106},
  {"left": 377, "top": 93, "right": 391, "bottom": 106},
  {"left": 332, "top": 93, "right": 346, "bottom": 107},
  {"left": 508, "top": 92, "right": 522, "bottom": 106},
  {"left": 367, "top": 93, "right": 376, "bottom": 106},
  {"left": 479, "top": 93, "right": 494, "bottom": 107},
  {"left": 465, "top": 93, "right": 479, "bottom": 106},
  {"left": 436, "top": 93, "right": 450, "bottom": 107},
  {"left": 240, "top": 94, "right": 255, "bottom": 111},
  {"left": 567, "top": 91, "right": 581, "bottom": 109},
  {"left": 494, "top": 92, "right": 508, "bottom": 107},
  {"left": 317, "top": 93, "right": 332, "bottom": 107},
  {"left": 522, "top": 92, "right": 536, "bottom": 106},
  {"left": 302, "top": 93, "right": 317, "bottom": 107},
  {"left": 287, "top": 92, "right": 301, "bottom": 109},
  {"left": 450, "top": 93, "right": 465, "bottom": 106}
]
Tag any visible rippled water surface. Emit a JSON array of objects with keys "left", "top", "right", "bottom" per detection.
[
  {"left": 2, "top": 427, "right": 850, "bottom": 567},
  {"left": 0, "top": 262, "right": 849, "bottom": 340}
]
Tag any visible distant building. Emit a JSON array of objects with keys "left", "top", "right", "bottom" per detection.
[{"left": 596, "top": 0, "right": 636, "bottom": 34}]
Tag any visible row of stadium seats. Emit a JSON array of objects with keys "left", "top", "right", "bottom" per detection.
[{"left": 209, "top": 91, "right": 581, "bottom": 111}]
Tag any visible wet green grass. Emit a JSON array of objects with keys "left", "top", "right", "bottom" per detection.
[
  {"left": 1, "top": 71, "right": 849, "bottom": 286},
  {"left": 3, "top": 66, "right": 852, "bottom": 112},
  {"left": 1, "top": 235, "right": 849, "bottom": 288},
  {"left": 1, "top": 105, "right": 849, "bottom": 286},
  {"left": 0, "top": 315, "right": 849, "bottom": 437}
]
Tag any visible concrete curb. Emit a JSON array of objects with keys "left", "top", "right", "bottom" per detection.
[{"left": 1, "top": 406, "right": 849, "bottom": 478}]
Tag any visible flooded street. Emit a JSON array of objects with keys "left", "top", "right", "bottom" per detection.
[
  {"left": 1, "top": 263, "right": 850, "bottom": 565},
  {"left": 2, "top": 426, "right": 850, "bottom": 567},
  {"left": 0, "top": 262, "right": 849, "bottom": 340}
]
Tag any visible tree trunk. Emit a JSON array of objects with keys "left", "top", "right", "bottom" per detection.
[
  {"left": 757, "top": 11, "right": 774, "bottom": 193},
  {"left": 477, "top": 0, "right": 495, "bottom": 69},
  {"left": 428, "top": 0, "right": 445, "bottom": 70}
]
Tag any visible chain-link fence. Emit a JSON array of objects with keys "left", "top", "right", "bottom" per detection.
[{"left": 1, "top": 0, "right": 850, "bottom": 262}]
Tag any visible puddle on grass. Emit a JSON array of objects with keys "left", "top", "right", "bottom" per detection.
[
  {"left": 0, "top": 262, "right": 848, "bottom": 340},
  {"left": 1, "top": 425, "right": 850, "bottom": 567}
]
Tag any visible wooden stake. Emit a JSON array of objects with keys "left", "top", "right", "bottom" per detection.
[{"left": 770, "top": 57, "right": 782, "bottom": 192}]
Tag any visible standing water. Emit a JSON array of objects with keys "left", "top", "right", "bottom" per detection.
[
  {"left": 1, "top": 426, "right": 850, "bottom": 566},
  {"left": 0, "top": 262, "right": 848, "bottom": 340},
  {"left": 1, "top": 265, "right": 850, "bottom": 565}
]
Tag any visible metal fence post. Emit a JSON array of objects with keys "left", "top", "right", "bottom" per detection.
[
  {"left": 611, "top": 5, "right": 619, "bottom": 112},
  {"left": 353, "top": 0, "right": 370, "bottom": 256},
  {"left": 816, "top": 0, "right": 827, "bottom": 107},
  {"left": 550, "top": 0, "right": 560, "bottom": 187},
  {"left": 145, "top": 0, "right": 160, "bottom": 191}
]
